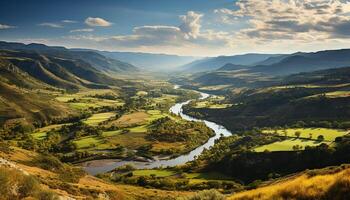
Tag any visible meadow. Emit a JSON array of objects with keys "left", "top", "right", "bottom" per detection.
[
  {"left": 254, "top": 138, "right": 329, "bottom": 152},
  {"left": 262, "top": 128, "right": 348, "bottom": 142},
  {"left": 82, "top": 112, "right": 116, "bottom": 126}
]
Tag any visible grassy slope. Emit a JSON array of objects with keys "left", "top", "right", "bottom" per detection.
[
  {"left": 0, "top": 81, "right": 72, "bottom": 128},
  {"left": 229, "top": 166, "right": 350, "bottom": 200},
  {"left": 0, "top": 147, "right": 192, "bottom": 200}
]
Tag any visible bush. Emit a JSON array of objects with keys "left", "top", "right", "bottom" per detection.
[
  {"left": 32, "top": 154, "right": 64, "bottom": 171},
  {"left": 0, "top": 167, "right": 58, "bottom": 200}
]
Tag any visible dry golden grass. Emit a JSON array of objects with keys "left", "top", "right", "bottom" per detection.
[
  {"left": 1, "top": 146, "right": 193, "bottom": 200},
  {"left": 151, "top": 141, "right": 186, "bottom": 153},
  {"left": 229, "top": 167, "right": 350, "bottom": 200},
  {"left": 110, "top": 111, "right": 149, "bottom": 127}
]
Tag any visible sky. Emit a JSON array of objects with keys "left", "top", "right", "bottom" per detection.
[{"left": 1, "top": 0, "right": 350, "bottom": 56}]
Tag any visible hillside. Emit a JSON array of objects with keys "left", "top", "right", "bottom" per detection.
[
  {"left": 186, "top": 48, "right": 350, "bottom": 89},
  {"left": 0, "top": 59, "right": 74, "bottom": 128},
  {"left": 229, "top": 165, "right": 350, "bottom": 200},
  {"left": 0, "top": 41, "right": 138, "bottom": 73},
  {"left": 0, "top": 145, "right": 192, "bottom": 200},
  {"left": 0, "top": 50, "right": 129, "bottom": 90},
  {"left": 183, "top": 66, "right": 350, "bottom": 131},
  {"left": 250, "top": 49, "right": 350, "bottom": 75},
  {"left": 181, "top": 54, "right": 280, "bottom": 72},
  {"left": 95, "top": 50, "right": 198, "bottom": 71}
]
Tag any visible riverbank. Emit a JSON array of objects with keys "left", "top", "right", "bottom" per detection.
[{"left": 81, "top": 86, "right": 232, "bottom": 175}]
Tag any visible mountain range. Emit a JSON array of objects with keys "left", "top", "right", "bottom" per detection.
[{"left": 181, "top": 53, "right": 282, "bottom": 72}]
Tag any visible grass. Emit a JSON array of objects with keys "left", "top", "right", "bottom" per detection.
[
  {"left": 73, "top": 136, "right": 104, "bottom": 149},
  {"left": 199, "top": 85, "right": 231, "bottom": 91},
  {"left": 229, "top": 166, "right": 350, "bottom": 200},
  {"left": 108, "top": 111, "right": 149, "bottom": 127},
  {"left": 304, "top": 91, "right": 350, "bottom": 99},
  {"left": 262, "top": 128, "right": 348, "bottom": 142},
  {"left": 254, "top": 139, "right": 330, "bottom": 152},
  {"left": 136, "top": 91, "right": 148, "bottom": 96},
  {"left": 55, "top": 89, "right": 123, "bottom": 110},
  {"left": 102, "top": 130, "right": 122, "bottom": 137},
  {"left": 132, "top": 169, "right": 233, "bottom": 181},
  {"left": 82, "top": 112, "right": 116, "bottom": 126},
  {"left": 31, "top": 124, "right": 69, "bottom": 140},
  {"left": 128, "top": 125, "right": 148, "bottom": 132},
  {"left": 133, "top": 169, "right": 176, "bottom": 177}
]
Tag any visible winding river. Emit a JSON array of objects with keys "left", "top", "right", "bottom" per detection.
[{"left": 83, "top": 85, "right": 232, "bottom": 175}]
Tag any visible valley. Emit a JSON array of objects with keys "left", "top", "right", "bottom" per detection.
[{"left": 0, "top": 41, "right": 350, "bottom": 200}]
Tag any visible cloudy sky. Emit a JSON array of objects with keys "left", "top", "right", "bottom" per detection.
[{"left": 1, "top": 0, "right": 350, "bottom": 56}]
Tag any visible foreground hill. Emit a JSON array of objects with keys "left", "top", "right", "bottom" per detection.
[
  {"left": 229, "top": 165, "right": 350, "bottom": 200},
  {"left": 0, "top": 145, "right": 192, "bottom": 200}
]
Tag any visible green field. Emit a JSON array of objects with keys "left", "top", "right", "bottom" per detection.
[
  {"left": 73, "top": 136, "right": 104, "bottom": 149},
  {"left": 55, "top": 89, "right": 123, "bottom": 110},
  {"left": 82, "top": 112, "right": 116, "bottom": 126},
  {"left": 132, "top": 169, "right": 233, "bottom": 181},
  {"left": 133, "top": 169, "right": 176, "bottom": 177},
  {"left": 262, "top": 128, "right": 348, "bottom": 142},
  {"left": 102, "top": 130, "right": 122, "bottom": 137},
  {"left": 254, "top": 138, "right": 330, "bottom": 152},
  {"left": 31, "top": 123, "right": 70, "bottom": 140}
]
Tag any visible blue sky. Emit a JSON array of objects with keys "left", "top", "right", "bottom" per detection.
[{"left": 1, "top": 0, "right": 350, "bottom": 56}]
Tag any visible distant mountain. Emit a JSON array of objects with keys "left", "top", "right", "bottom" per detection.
[
  {"left": 0, "top": 41, "right": 138, "bottom": 73},
  {"left": 217, "top": 63, "right": 247, "bottom": 71},
  {"left": 182, "top": 54, "right": 281, "bottom": 72},
  {"left": 251, "top": 49, "right": 350, "bottom": 75},
  {"left": 74, "top": 49, "right": 199, "bottom": 70},
  {"left": 187, "top": 48, "right": 350, "bottom": 89}
]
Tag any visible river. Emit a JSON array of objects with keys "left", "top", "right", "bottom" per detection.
[{"left": 82, "top": 86, "right": 232, "bottom": 175}]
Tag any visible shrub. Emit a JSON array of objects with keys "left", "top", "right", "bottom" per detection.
[{"left": 0, "top": 167, "right": 58, "bottom": 200}]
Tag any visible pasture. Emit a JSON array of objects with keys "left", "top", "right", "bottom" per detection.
[
  {"left": 83, "top": 112, "right": 116, "bottom": 126},
  {"left": 254, "top": 138, "right": 330, "bottom": 152},
  {"left": 262, "top": 128, "right": 348, "bottom": 142},
  {"left": 31, "top": 123, "right": 69, "bottom": 140}
]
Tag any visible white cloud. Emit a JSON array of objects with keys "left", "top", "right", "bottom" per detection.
[
  {"left": 179, "top": 11, "right": 203, "bottom": 39},
  {"left": 62, "top": 11, "right": 233, "bottom": 56},
  {"left": 38, "top": 22, "right": 63, "bottom": 28},
  {"left": 215, "top": 0, "right": 350, "bottom": 41},
  {"left": 0, "top": 24, "right": 16, "bottom": 29},
  {"left": 70, "top": 28, "right": 94, "bottom": 33},
  {"left": 62, "top": 20, "right": 77, "bottom": 23},
  {"left": 85, "top": 17, "right": 112, "bottom": 27}
]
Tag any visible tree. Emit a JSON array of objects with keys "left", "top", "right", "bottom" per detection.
[
  {"left": 294, "top": 131, "right": 301, "bottom": 138},
  {"left": 292, "top": 145, "right": 302, "bottom": 151},
  {"left": 317, "top": 135, "right": 325, "bottom": 141}
]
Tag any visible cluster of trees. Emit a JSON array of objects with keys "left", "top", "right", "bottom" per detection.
[
  {"left": 102, "top": 166, "right": 241, "bottom": 192},
  {"left": 184, "top": 86, "right": 350, "bottom": 132},
  {"left": 147, "top": 117, "right": 214, "bottom": 144},
  {"left": 190, "top": 133, "right": 350, "bottom": 184}
]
